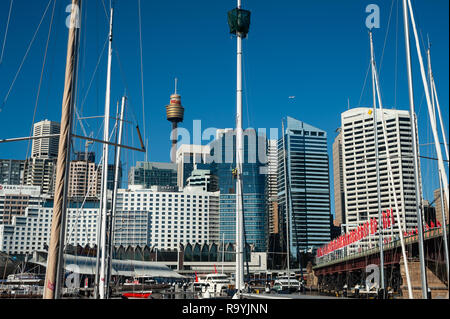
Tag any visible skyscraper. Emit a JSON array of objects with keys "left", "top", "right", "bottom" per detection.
[
  {"left": 209, "top": 129, "right": 268, "bottom": 252},
  {"left": 23, "top": 158, "right": 56, "bottom": 195},
  {"left": 277, "top": 117, "right": 332, "bottom": 260},
  {"left": 266, "top": 139, "right": 279, "bottom": 235},
  {"left": 31, "top": 120, "right": 60, "bottom": 159},
  {"left": 23, "top": 120, "right": 60, "bottom": 195},
  {"left": 68, "top": 160, "right": 101, "bottom": 198},
  {"left": 332, "top": 128, "right": 345, "bottom": 230},
  {"left": 341, "top": 108, "right": 419, "bottom": 249}
]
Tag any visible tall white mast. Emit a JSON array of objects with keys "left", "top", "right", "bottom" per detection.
[
  {"left": 371, "top": 30, "right": 413, "bottom": 299},
  {"left": 402, "top": 0, "right": 429, "bottom": 298},
  {"left": 427, "top": 45, "right": 449, "bottom": 285},
  {"left": 105, "top": 95, "right": 126, "bottom": 298},
  {"left": 369, "top": 31, "right": 385, "bottom": 296},
  {"left": 235, "top": 0, "right": 245, "bottom": 296},
  {"left": 405, "top": 0, "right": 449, "bottom": 218},
  {"left": 427, "top": 45, "right": 449, "bottom": 166},
  {"left": 99, "top": 6, "right": 114, "bottom": 299}
]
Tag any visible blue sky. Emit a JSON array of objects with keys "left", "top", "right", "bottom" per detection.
[{"left": 0, "top": 0, "right": 448, "bottom": 216}]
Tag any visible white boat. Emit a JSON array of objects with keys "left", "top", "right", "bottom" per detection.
[
  {"left": 123, "top": 276, "right": 156, "bottom": 286},
  {"left": 198, "top": 274, "right": 231, "bottom": 298},
  {"left": 271, "top": 274, "right": 302, "bottom": 293},
  {"left": 6, "top": 273, "right": 44, "bottom": 285}
]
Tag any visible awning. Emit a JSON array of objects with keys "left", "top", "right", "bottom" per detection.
[{"left": 30, "top": 252, "right": 186, "bottom": 279}]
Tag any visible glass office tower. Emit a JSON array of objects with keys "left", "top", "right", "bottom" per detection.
[
  {"left": 209, "top": 129, "right": 268, "bottom": 252},
  {"left": 278, "top": 117, "right": 332, "bottom": 260}
]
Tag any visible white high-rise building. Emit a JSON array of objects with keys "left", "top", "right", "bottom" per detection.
[
  {"left": 113, "top": 185, "right": 220, "bottom": 250},
  {"left": 341, "top": 108, "right": 419, "bottom": 250},
  {"left": 22, "top": 120, "right": 61, "bottom": 195},
  {"left": 31, "top": 120, "right": 60, "bottom": 159}
]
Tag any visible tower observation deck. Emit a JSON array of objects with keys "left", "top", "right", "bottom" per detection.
[{"left": 166, "top": 79, "right": 184, "bottom": 162}]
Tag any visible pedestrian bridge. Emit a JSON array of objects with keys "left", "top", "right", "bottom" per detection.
[{"left": 311, "top": 226, "right": 449, "bottom": 299}]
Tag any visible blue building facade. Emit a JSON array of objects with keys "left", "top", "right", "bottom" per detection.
[
  {"left": 278, "top": 117, "right": 332, "bottom": 260},
  {"left": 209, "top": 130, "right": 267, "bottom": 252}
]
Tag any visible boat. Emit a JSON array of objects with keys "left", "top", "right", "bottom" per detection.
[
  {"left": 200, "top": 274, "right": 232, "bottom": 298},
  {"left": 6, "top": 273, "right": 44, "bottom": 285},
  {"left": 270, "top": 274, "right": 302, "bottom": 294},
  {"left": 121, "top": 292, "right": 152, "bottom": 299},
  {"left": 123, "top": 276, "right": 156, "bottom": 286}
]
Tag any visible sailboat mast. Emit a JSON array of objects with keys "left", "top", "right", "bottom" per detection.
[
  {"left": 427, "top": 46, "right": 449, "bottom": 165},
  {"left": 405, "top": 0, "right": 449, "bottom": 208},
  {"left": 281, "top": 120, "right": 291, "bottom": 289},
  {"left": 402, "top": 0, "right": 429, "bottom": 299},
  {"left": 370, "top": 30, "right": 414, "bottom": 298},
  {"left": 99, "top": 6, "right": 114, "bottom": 300},
  {"left": 105, "top": 96, "right": 126, "bottom": 298},
  {"left": 369, "top": 31, "right": 385, "bottom": 295},
  {"left": 43, "top": 0, "right": 81, "bottom": 300},
  {"left": 222, "top": 233, "right": 225, "bottom": 274},
  {"left": 427, "top": 46, "right": 450, "bottom": 285},
  {"left": 235, "top": 0, "right": 245, "bottom": 295}
]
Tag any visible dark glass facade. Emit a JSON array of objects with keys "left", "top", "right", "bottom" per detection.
[
  {"left": 209, "top": 130, "right": 267, "bottom": 252},
  {"left": 278, "top": 117, "right": 332, "bottom": 260},
  {"left": 128, "top": 162, "right": 177, "bottom": 188}
]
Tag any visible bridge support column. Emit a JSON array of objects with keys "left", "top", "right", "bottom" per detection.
[{"left": 306, "top": 261, "right": 318, "bottom": 290}]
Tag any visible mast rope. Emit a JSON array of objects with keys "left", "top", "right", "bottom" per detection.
[
  {"left": 357, "top": 62, "right": 371, "bottom": 107},
  {"left": 138, "top": 0, "right": 147, "bottom": 161},
  {"left": 25, "top": 0, "right": 56, "bottom": 161},
  {"left": 378, "top": 0, "right": 395, "bottom": 79},
  {"left": 0, "top": 0, "right": 53, "bottom": 113},
  {"left": 79, "top": 35, "right": 109, "bottom": 117},
  {"left": 101, "top": 0, "right": 110, "bottom": 21},
  {"left": 0, "top": 0, "right": 14, "bottom": 64},
  {"left": 394, "top": 0, "right": 399, "bottom": 108},
  {"left": 113, "top": 47, "right": 129, "bottom": 96}
]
